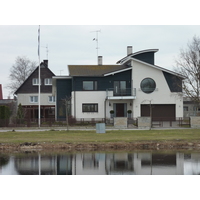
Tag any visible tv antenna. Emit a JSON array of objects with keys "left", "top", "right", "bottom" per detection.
[
  {"left": 58, "top": 70, "right": 64, "bottom": 75},
  {"left": 91, "top": 30, "right": 101, "bottom": 63}
]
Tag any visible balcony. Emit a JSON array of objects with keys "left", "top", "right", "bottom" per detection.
[{"left": 106, "top": 88, "right": 136, "bottom": 100}]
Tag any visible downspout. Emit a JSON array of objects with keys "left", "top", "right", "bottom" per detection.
[
  {"left": 74, "top": 91, "right": 76, "bottom": 119},
  {"left": 104, "top": 99, "right": 106, "bottom": 123},
  {"left": 73, "top": 77, "right": 76, "bottom": 119},
  {"left": 55, "top": 81, "right": 57, "bottom": 121}
]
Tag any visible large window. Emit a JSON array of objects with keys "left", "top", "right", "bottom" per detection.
[
  {"left": 114, "top": 81, "right": 127, "bottom": 96},
  {"left": 140, "top": 78, "right": 156, "bottom": 94},
  {"left": 30, "top": 96, "right": 38, "bottom": 103},
  {"left": 82, "top": 104, "right": 98, "bottom": 112},
  {"left": 83, "top": 81, "right": 97, "bottom": 91}
]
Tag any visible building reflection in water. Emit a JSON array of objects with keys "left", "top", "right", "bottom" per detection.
[{"left": 1, "top": 151, "right": 200, "bottom": 175}]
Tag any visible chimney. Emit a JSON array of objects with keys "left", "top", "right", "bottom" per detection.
[
  {"left": 0, "top": 84, "right": 3, "bottom": 100},
  {"left": 127, "top": 46, "right": 132, "bottom": 55},
  {"left": 43, "top": 60, "right": 48, "bottom": 67},
  {"left": 98, "top": 56, "right": 103, "bottom": 65}
]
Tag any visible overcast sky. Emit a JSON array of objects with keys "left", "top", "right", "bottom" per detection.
[{"left": 1, "top": 1, "right": 200, "bottom": 98}]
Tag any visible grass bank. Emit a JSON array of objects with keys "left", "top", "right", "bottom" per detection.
[{"left": 0, "top": 129, "right": 200, "bottom": 151}]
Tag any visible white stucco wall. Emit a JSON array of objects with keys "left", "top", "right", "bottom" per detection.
[
  {"left": 17, "top": 93, "right": 55, "bottom": 106},
  {"left": 71, "top": 91, "right": 107, "bottom": 119},
  {"left": 131, "top": 60, "right": 183, "bottom": 118}
]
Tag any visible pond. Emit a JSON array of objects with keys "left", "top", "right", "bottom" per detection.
[{"left": 1, "top": 150, "right": 200, "bottom": 175}]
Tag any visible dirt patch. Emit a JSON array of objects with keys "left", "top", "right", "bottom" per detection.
[{"left": 1, "top": 141, "right": 200, "bottom": 152}]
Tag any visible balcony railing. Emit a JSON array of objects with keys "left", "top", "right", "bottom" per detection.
[{"left": 106, "top": 88, "right": 136, "bottom": 98}]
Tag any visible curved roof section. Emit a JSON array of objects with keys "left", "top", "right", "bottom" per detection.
[
  {"left": 132, "top": 49, "right": 159, "bottom": 56},
  {"left": 117, "top": 49, "right": 159, "bottom": 64}
]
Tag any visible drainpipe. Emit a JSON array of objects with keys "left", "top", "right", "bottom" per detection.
[
  {"left": 74, "top": 92, "right": 76, "bottom": 119},
  {"left": 104, "top": 99, "right": 106, "bottom": 123}
]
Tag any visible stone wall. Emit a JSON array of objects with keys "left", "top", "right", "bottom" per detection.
[
  {"left": 114, "top": 117, "right": 127, "bottom": 129},
  {"left": 138, "top": 117, "right": 151, "bottom": 129},
  {"left": 190, "top": 116, "right": 200, "bottom": 128}
]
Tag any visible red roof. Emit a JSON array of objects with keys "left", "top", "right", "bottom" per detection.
[{"left": 0, "top": 84, "right": 3, "bottom": 100}]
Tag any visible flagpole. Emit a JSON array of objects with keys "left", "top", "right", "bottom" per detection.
[{"left": 38, "top": 25, "right": 41, "bottom": 128}]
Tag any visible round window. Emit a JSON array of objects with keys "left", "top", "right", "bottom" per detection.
[{"left": 140, "top": 78, "right": 156, "bottom": 94}]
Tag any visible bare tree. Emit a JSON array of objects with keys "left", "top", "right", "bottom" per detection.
[
  {"left": 6, "top": 56, "right": 37, "bottom": 95},
  {"left": 174, "top": 35, "right": 200, "bottom": 104},
  {"left": 62, "top": 96, "right": 71, "bottom": 131}
]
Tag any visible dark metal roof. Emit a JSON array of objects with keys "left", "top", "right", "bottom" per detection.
[
  {"left": 116, "top": 49, "right": 159, "bottom": 64},
  {"left": 68, "top": 65, "right": 128, "bottom": 76}
]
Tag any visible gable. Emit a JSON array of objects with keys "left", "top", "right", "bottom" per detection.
[
  {"left": 117, "top": 48, "right": 185, "bottom": 79},
  {"left": 15, "top": 61, "right": 55, "bottom": 94}
]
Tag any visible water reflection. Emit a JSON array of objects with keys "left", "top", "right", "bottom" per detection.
[{"left": 1, "top": 151, "right": 200, "bottom": 175}]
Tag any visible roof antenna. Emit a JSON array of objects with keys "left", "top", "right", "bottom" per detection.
[
  {"left": 59, "top": 70, "right": 63, "bottom": 75},
  {"left": 46, "top": 45, "right": 49, "bottom": 59},
  {"left": 91, "top": 30, "right": 101, "bottom": 64}
]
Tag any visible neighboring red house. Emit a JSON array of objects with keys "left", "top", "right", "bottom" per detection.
[{"left": 0, "top": 84, "right": 3, "bottom": 100}]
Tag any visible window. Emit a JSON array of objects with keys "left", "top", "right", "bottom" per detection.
[
  {"left": 183, "top": 106, "right": 188, "bottom": 111},
  {"left": 193, "top": 106, "right": 200, "bottom": 111},
  {"left": 83, "top": 81, "right": 97, "bottom": 90},
  {"left": 82, "top": 104, "right": 98, "bottom": 112},
  {"left": 45, "top": 78, "right": 52, "bottom": 85},
  {"left": 30, "top": 96, "right": 38, "bottom": 103},
  {"left": 114, "top": 81, "right": 127, "bottom": 96},
  {"left": 48, "top": 96, "right": 56, "bottom": 103},
  {"left": 32, "top": 78, "right": 41, "bottom": 85},
  {"left": 140, "top": 78, "right": 156, "bottom": 94}
]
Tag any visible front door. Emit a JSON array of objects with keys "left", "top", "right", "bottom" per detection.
[{"left": 116, "top": 103, "right": 125, "bottom": 117}]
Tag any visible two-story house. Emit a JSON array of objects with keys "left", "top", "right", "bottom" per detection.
[
  {"left": 15, "top": 60, "right": 56, "bottom": 120},
  {"left": 52, "top": 47, "right": 185, "bottom": 122}
]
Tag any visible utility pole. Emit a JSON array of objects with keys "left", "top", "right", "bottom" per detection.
[{"left": 38, "top": 25, "right": 41, "bottom": 128}]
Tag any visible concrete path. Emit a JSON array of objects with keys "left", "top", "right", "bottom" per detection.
[{"left": 0, "top": 126, "right": 191, "bottom": 132}]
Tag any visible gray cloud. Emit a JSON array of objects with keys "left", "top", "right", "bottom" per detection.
[{"left": 1, "top": 25, "right": 200, "bottom": 98}]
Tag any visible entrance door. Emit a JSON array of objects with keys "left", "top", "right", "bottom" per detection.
[{"left": 116, "top": 103, "right": 125, "bottom": 117}]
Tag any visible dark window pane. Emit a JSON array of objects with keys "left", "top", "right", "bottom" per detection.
[{"left": 141, "top": 78, "right": 156, "bottom": 94}]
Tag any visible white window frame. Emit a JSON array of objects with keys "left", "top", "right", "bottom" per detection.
[
  {"left": 30, "top": 96, "right": 38, "bottom": 103},
  {"left": 48, "top": 96, "right": 56, "bottom": 103},
  {"left": 32, "top": 78, "right": 41, "bottom": 85},
  {"left": 45, "top": 78, "right": 52, "bottom": 85}
]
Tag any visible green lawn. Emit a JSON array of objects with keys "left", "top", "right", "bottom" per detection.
[{"left": 0, "top": 129, "right": 200, "bottom": 144}]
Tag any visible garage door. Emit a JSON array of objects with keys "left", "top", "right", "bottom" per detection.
[{"left": 141, "top": 104, "right": 175, "bottom": 121}]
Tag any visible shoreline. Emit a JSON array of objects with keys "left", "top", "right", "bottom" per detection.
[{"left": 1, "top": 141, "right": 200, "bottom": 152}]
